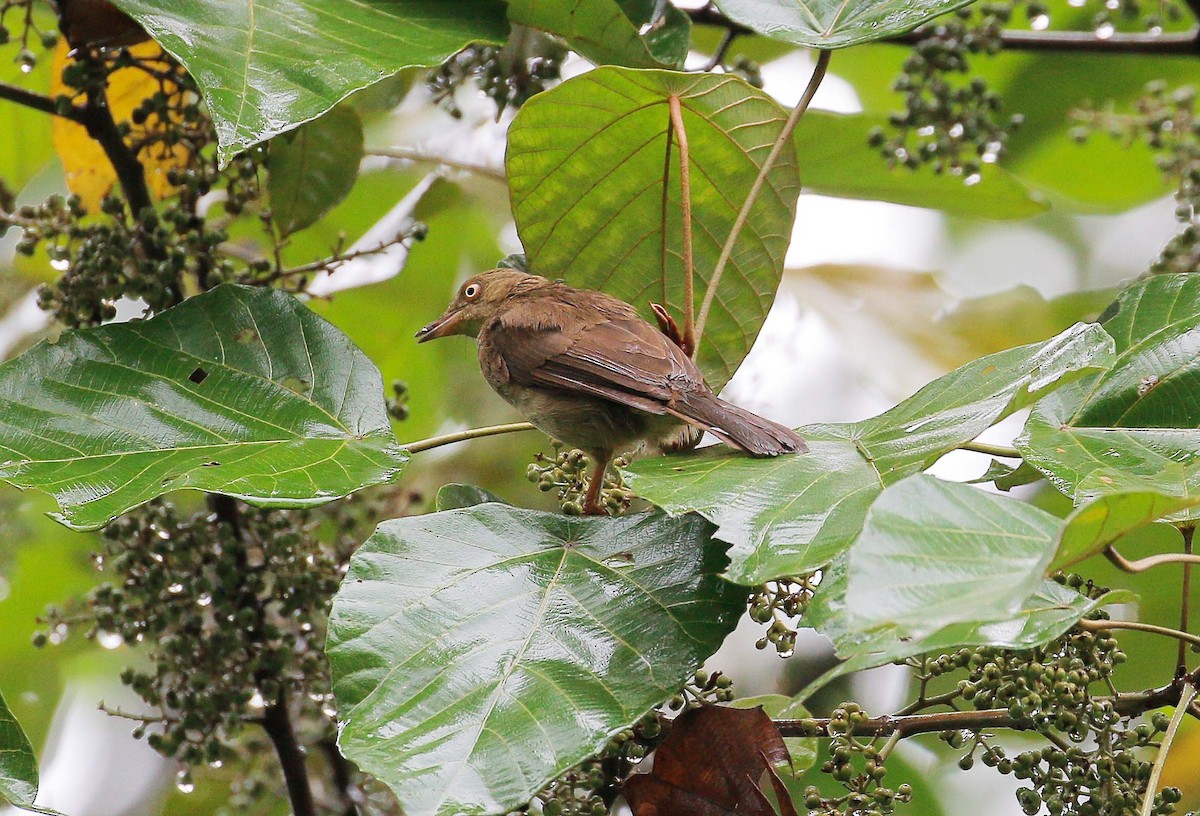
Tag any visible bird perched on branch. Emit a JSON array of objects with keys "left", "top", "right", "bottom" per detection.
[{"left": 416, "top": 269, "right": 806, "bottom": 514}]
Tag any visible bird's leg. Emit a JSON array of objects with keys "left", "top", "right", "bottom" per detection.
[{"left": 581, "top": 450, "right": 611, "bottom": 516}]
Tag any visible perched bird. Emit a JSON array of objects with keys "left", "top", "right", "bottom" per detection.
[{"left": 416, "top": 269, "right": 807, "bottom": 514}]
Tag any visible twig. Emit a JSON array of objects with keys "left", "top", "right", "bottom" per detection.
[
  {"left": 262, "top": 694, "right": 317, "bottom": 816},
  {"left": 78, "top": 52, "right": 152, "bottom": 215},
  {"left": 366, "top": 147, "right": 505, "bottom": 181},
  {"left": 1140, "top": 681, "right": 1196, "bottom": 816},
  {"left": 0, "top": 78, "right": 86, "bottom": 121},
  {"left": 321, "top": 738, "right": 360, "bottom": 816},
  {"left": 1104, "top": 545, "right": 1200, "bottom": 573},
  {"left": 1181, "top": 526, "right": 1195, "bottom": 673},
  {"left": 1078, "top": 618, "right": 1200, "bottom": 650},
  {"left": 693, "top": 49, "right": 830, "bottom": 356},
  {"left": 403, "top": 421, "right": 536, "bottom": 453},
  {"left": 958, "top": 440, "right": 1021, "bottom": 458},
  {"left": 702, "top": 27, "right": 739, "bottom": 71},
  {"left": 659, "top": 116, "right": 674, "bottom": 307},
  {"left": 97, "top": 702, "right": 171, "bottom": 724},
  {"left": 667, "top": 94, "right": 695, "bottom": 355},
  {"left": 777, "top": 681, "right": 1183, "bottom": 738}
]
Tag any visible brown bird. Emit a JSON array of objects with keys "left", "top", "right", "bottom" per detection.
[{"left": 416, "top": 269, "right": 807, "bottom": 514}]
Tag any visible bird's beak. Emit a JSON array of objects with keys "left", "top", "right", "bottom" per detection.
[{"left": 415, "top": 308, "right": 464, "bottom": 343}]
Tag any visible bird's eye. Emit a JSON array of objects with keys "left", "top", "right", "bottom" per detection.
[{"left": 464, "top": 283, "right": 481, "bottom": 299}]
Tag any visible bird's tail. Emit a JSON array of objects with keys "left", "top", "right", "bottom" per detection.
[{"left": 668, "top": 393, "right": 807, "bottom": 456}]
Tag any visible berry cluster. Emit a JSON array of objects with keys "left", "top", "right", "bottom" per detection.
[
  {"left": 0, "top": 0, "right": 55, "bottom": 73},
  {"left": 748, "top": 574, "right": 819, "bottom": 656},
  {"left": 1073, "top": 82, "right": 1199, "bottom": 274},
  {"left": 525, "top": 442, "right": 637, "bottom": 515},
  {"left": 427, "top": 30, "right": 566, "bottom": 120},
  {"left": 801, "top": 703, "right": 915, "bottom": 816},
  {"left": 36, "top": 495, "right": 385, "bottom": 807},
  {"left": 872, "top": 5, "right": 1021, "bottom": 182}
]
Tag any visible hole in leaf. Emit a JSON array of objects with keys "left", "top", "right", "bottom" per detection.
[
  {"left": 202, "top": 461, "right": 220, "bottom": 467},
  {"left": 189, "top": 367, "right": 209, "bottom": 384}
]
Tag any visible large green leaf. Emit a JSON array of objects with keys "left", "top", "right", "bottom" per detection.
[
  {"left": 0, "top": 690, "right": 36, "bottom": 808},
  {"left": 846, "top": 476, "right": 1059, "bottom": 632},
  {"left": 268, "top": 105, "right": 364, "bottom": 237},
  {"left": 326, "top": 505, "right": 744, "bottom": 816},
  {"left": 109, "top": 0, "right": 509, "bottom": 162},
  {"left": 0, "top": 284, "right": 407, "bottom": 530},
  {"left": 507, "top": 68, "right": 800, "bottom": 389},
  {"left": 797, "top": 113, "right": 1047, "bottom": 219},
  {"left": 1017, "top": 275, "right": 1200, "bottom": 507},
  {"left": 713, "top": 0, "right": 978, "bottom": 49},
  {"left": 508, "top": 0, "right": 674, "bottom": 68},
  {"left": 802, "top": 475, "right": 1177, "bottom": 690},
  {"left": 626, "top": 323, "right": 1114, "bottom": 583}
]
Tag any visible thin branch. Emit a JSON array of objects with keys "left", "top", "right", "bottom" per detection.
[
  {"left": 777, "top": 681, "right": 1183, "bottom": 738},
  {"left": 0, "top": 78, "right": 86, "bottom": 121},
  {"left": 1104, "top": 545, "right": 1200, "bottom": 573},
  {"left": 702, "top": 27, "right": 739, "bottom": 71},
  {"left": 958, "top": 440, "right": 1021, "bottom": 458},
  {"left": 659, "top": 115, "right": 675, "bottom": 307},
  {"left": 694, "top": 49, "right": 831, "bottom": 356},
  {"left": 1140, "top": 681, "right": 1196, "bottom": 816},
  {"left": 367, "top": 147, "right": 506, "bottom": 181},
  {"left": 1078, "top": 618, "right": 1200, "bottom": 650},
  {"left": 667, "top": 94, "right": 696, "bottom": 355},
  {"left": 78, "top": 53, "right": 152, "bottom": 215},
  {"left": 1181, "top": 526, "right": 1195, "bottom": 672},
  {"left": 403, "top": 421, "right": 536, "bottom": 453},
  {"left": 261, "top": 694, "right": 317, "bottom": 816}
]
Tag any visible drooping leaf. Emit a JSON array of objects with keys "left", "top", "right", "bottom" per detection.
[
  {"left": 51, "top": 40, "right": 187, "bottom": 210},
  {"left": 626, "top": 323, "right": 1114, "bottom": 584},
  {"left": 508, "top": 0, "right": 678, "bottom": 68},
  {"left": 434, "top": 483, "right": 508, "bottom": 511},
  {"left": 969, "top": 458, "right": 1045, "bottom": 491},
  {"left": 797, "top": 113, "right": 1047, "bottom": 219},
  {"left": 0, "top": 690, "right": 37, "bottom": 808},
  {"left": 713, "top": 0, "right": 978, "bottom": 49},
  {"left": 508, "top": 67, "right": 800, "bottom": 389},
  {"left": 1017, "top": 275, "right": 1200, "bottom": 511},
  {"left": 800, "top": 474, "right": 1175, "bottom": 689},
  {"left": 0, "top": 284, "right": 407, "bottom": 530},
  {"left": 108, "top": 0, "right": 509, "bottom": 163},
  {"left": 268, "top": 105, "right": 364, "bottom": 237},
  {"left": 326, "top": 505, "right": 744, "bottom": 816},
  {"left": 625, "top": 705, "right": 797, "bottom": 816},
  {"left": 845, "top": 476, "right": 1060, "bottom": 633}
]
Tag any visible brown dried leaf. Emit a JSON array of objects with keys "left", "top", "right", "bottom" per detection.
[{"left": 625, "top": 705, "right": 796, "bottom": 816}]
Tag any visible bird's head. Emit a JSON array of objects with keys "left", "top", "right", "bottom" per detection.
[{"left": 415, "top": 268, "right": 542, "bottom": 342}]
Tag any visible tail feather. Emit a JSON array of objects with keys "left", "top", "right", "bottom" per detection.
[{"left": 668, "top": 393, "right": 807, "bottom": 456}]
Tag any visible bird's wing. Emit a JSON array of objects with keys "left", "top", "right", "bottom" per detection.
[{"left": 489, "top": 314, "right": 701, "bottom": 417}]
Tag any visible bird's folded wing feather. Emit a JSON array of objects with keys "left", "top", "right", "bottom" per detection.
[{"left": 492, "top": 316, "right": 702, "bottom": 416}]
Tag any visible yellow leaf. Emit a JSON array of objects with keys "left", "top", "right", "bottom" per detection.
[{"left": 51, "top": 40, "right": 187, "bottom": 210}]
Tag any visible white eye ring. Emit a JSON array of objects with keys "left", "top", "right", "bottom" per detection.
[{"left": 464, "top": 283, "right": 481, "bottom": 299}]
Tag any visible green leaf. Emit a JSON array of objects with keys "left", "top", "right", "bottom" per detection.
[
  {"left": 507, "top": 67, "right": 800, "bottom": 389},
  {"left": 713, "top": 0, "right": 977, "bottom": 49},
  {"left": 0, "top": 284, "right": 407, "bottom": 530},
  {"left": 846, "top": 476, "right": 1060, "bottom": 633},
  {"left": 434, "top": 483, "right": 508, "bottom": 511},
  {"left": 1017, "top": 275, "right": 1200, "bottom": 507},
  {"left": 626, "top": 323, "right": 1114, "bottom": 584},
  {"left": 109, "top": 0, "right": 508, "bottom": 163},
  {"left": 801, "top": 475, "right": 1167, "bottom": 689},
  {"left": 797, "top": 113, "right": 1047, "bottom": 218},
  {"left": 508, "top": 0, "right": 677, "bottom": 68},
  {"left": 0, "top": 689, "right": 37, "bottom": 808},
  {"left": 268, "top": 105, "right": 364, "bottom": 237},
  {"left": 1053, "top": 489, "right": 1200, "bottom": 571},
  {"left": 327, "top": 505, "right": 743, "bottom": 816}
]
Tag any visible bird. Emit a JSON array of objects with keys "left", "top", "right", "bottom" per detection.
[{"left": 416, "top": 268, "right": 807, "bottom": 515}]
